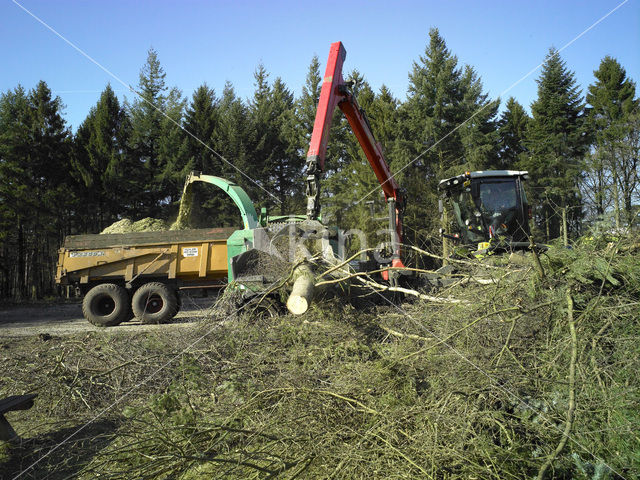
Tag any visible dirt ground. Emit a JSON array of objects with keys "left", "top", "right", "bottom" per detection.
[{"left": 0, "top": 293, "right": 219, "bottom": 337}]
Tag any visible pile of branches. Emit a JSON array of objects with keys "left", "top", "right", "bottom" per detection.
[
  {"left": 3, "top": 234, "right": 638, "bottom": 479},
  {"left": 74, "top": 235, "right": 638, "bottom": 479}
]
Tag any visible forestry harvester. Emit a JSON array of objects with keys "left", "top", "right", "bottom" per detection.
[
  {"left": 303, "top": 42, "right": 532, "bottom": 271},
  {"left": 438, "top": 170, "right": 532, "bottom": 255}
]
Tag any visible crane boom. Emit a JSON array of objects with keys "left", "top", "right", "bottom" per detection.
[{"left": 305, "top": 41, "right": 406, "bottom": 272}]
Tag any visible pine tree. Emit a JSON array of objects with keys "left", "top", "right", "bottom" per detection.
[
  {"left": 214, "top": 82, "right": 252, "bottom": 184},
  {"left": 156, "top": 86, "right": 186, "bottom": 214},
  {"left": 73, "top": 84, "right": 131, "bottom": 231},
  {"left": 128, "top": 48, "right": 171, "bottom": 218},
  {"left": 27, "top": 82, "right": 73, "bottom": 296},
  {"left": 458, "top": 65, "right": 499, "bottom": 170},
  {"left": 246, "top": 64, "right": 274, "bottom": 210},
  {"left": 0, "top": 86, "right": 31, "bottom": 297},
  {"left": 400, "top": 28, "right": 498, "bottom": 237},
  {"left": 585, "top": 56, "right": 638, "bottom": 225},
  {"left": 497, "top": 97, "right": 529, "bottom": 169},
  {"left": 404, "top": 28, "right": 464, "bottom": 179},
  {"left": 522, "top": 48, "right": 587, "bottom": 240},
  {"left": 181, "top": 84, "right": 219, "bottom": 174},
  {"left": 0, "top": 82, "right": 72, "bottom": 298},
  {"left": 294, "top": 55, "right": 322, "bottom": 152},
  {"left": 164, "top": 83, "right": 228, "bottom": 227},
  {"left": 369, "top": 85, "right": 401, "bottom": 154},
  {"left": 269, "top": 77, "right": 302, "bottom": 214},
  {"left": 207, "top": 82, "right": 257, "bottom": 226},
  {"left": 248, "top": 66, "right": 302, "bottom": 214}
]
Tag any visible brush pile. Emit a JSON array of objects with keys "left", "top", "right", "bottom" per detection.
[{"left": 2, "top": 233, "right": 638, "bottom": 479}]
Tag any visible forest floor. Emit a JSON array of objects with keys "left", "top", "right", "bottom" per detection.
[{"left": 1, "top": 235, "right": 639, "bottom": 479}]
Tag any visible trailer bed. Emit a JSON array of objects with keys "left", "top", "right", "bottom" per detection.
[{"left": 57, "top": 227, "right": 237, "bottom": 287}]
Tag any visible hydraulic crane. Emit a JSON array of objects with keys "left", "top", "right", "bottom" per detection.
[{"left": 305, "top": 42, "right": 407, "bottom": 275}]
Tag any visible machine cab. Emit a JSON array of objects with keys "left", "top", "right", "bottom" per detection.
[{"left": 439, "top": 170, "right": 531, "bottom": 249}]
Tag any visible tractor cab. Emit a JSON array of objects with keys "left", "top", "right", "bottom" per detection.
[{"left": 438, "top": 170, "right": 531, "bottom": 251}]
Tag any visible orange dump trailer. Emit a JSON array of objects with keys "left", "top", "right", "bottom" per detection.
[{"left": 56, "top": 227, "right": 236, "bottom": 326}]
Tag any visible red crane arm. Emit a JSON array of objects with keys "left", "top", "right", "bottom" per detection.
[
  {"left": 306, "top": 42, "right": 346, "bottom": 173},
  {"left": 337, "top": 90, "right": 401, "bottom": 202},
  {"left": 305, "top": 41, "right": 405, "bottom": 272}
]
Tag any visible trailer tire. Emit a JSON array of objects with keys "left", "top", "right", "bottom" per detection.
[
  {"left": 82, "top": 284, "right": 129, "bottom": 327},
  {"left": 132, "top": 282, "right": 178, "bottom": 324}
]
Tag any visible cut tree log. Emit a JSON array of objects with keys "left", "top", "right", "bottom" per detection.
[{"left": 287, "top": 263, "right": 315, "bottom": 315}]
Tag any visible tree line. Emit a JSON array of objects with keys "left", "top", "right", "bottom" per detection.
[{"left": 1, "top": 28, "right": 638, "bottom": 300}]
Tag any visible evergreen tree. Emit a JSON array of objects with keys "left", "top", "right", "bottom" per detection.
[
  {"left": 585, "top": 56, "right": 638, "bottom": 225},
  {"left": 0, "top": 82, "right": 72, "bottom": 298},
  {"left": 0, "top": 86, "right": 31, "bottom": 297},
  {"left": 294, "top": 55, "right": 322, "bottom": 153},
  {"left": 369, "top": 85, "right": 401, "bottom": 154},
  {"left": 458, "top": 65, "right": 500, "bottom": 170},
  {"left": 269, "top": 77, "right": 302, "bottom": 214},
  {"left": 27, "top": 81, "right": 73, "bottom": 193},
  {"left": 73, "top": 84, "right": 131, "bottom": 231},
  {"left": 497, "top": 97, "right": 530, "bottom": 168},
  {"left": 404, "top": 28, "right": 464, "bottom": 179},
  {"left": 214, "top": 82, "right": 252, "bottom": 184},
  {"left": 245, "top": 64, "right": 273, "bottom": 209},
  {"left": 248, "top": 66, "right": 301, "bottom": 214},
  {"left": 164, "top": 83, "right": 228, "bottom": 227},
  {"left": 156, "top": 86, "right": 186, "bottom": 213},
  {"left": 399, "top": 28, "right": 498, "bottom": 237},
  {"left": 26, "top": 82, "right": 73, "bottom": 295},
  {"left": 521, "top": 48, "right": 587, "bottom": 240},
  {"left": 128, "top": 48, "right": 175, "bottom": 218},
  {"left": 207, "top": 82, "right": 257, "bottom": 225},
  {"left": 181, "top": 83, "right": 219, "bottom": 174}
]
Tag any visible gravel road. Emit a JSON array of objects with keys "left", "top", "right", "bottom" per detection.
[{"left": 0, "top": 294, "right": 218, "bottom": 337}]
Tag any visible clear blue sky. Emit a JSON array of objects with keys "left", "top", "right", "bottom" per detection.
[{"left": 2, "top": 0, "right": 638, "bottom": 131}]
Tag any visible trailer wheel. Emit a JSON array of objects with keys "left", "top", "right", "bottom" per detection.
[
  {"left": 132, "top": 282, "right": 178, "bottom": 324},
  {"left": 82, "top": 284, "right": 129, "bottom": 327}
]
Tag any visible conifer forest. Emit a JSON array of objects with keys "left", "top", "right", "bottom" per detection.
[
  {"left": 1, "top": 29, "right": 637, "bottom": 300},
  {"left": 1, "top": 28, "right": 640, "bottom": 480}
]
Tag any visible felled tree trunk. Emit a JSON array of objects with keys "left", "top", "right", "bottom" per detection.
[
  {"left": 284, "top": 220, "right": 339, "bottom": 315},
  {"left": 286, "top": 262, "right": 315, "bottom": 315}
]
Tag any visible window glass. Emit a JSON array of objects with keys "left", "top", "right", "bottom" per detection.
[{"left": 479, "top": 180, "right": 517, "bottom": 213}]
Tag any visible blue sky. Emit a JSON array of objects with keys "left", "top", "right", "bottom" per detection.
[{"left": 2, "top": 0, "right": 638, "bottom": 131}]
